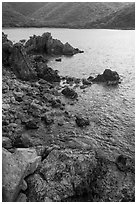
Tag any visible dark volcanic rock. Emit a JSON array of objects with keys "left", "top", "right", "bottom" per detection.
[
  {"left": 92, "top": 69, "right": 120, "bottom": 84},
  {"left": 75, "top": 115, "right": 90, "bottom": 127},
  {"left": 62, "top": 87, "right": 78, "bottom": 99}
]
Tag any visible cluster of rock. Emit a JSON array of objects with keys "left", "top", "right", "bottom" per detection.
[
  {"left": 25, "top": 32, "right": 84, "bottom": 56},
  {"left": 2, "top": 32, "right": 61, "bottom": 82},
  {"left": 2, "top": 32, "right": 134, "bottom": 202},
  {"left": 2, "top": 69, "right": 134, "bottom": 202}
]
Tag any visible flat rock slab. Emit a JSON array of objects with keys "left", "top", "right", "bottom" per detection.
[{"left": 2, "top": 148, "right": 41, "bottom": 202}]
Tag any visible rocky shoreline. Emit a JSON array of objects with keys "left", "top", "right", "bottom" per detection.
[{"left": 2, "top": 32, "right": 135, "bottom": 202}]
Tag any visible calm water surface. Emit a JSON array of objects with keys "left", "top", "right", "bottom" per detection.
[{"left": 3, "top": 28, "right": 135, "bottom": 159}]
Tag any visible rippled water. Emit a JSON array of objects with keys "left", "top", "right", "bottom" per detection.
[{"left": 3, "top": 28, "right": 135, "bottom": 159}]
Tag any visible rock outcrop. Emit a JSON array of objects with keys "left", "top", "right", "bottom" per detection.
[
  {"left": 92, "top": 69, "right": 120, "bottom": 84},
  {"left": 9, "top": 43, "right": 37, "bottom": 80},
  {"left": 2, "top": 148, "right": 41, "bottom": 202},
  {"left": 26, "top": 148, "right": 97, "bottom": 202},
  {"left": 2, "top": 32, "right": 134, "bottom": 202},
  {"left": 2, "top": 32, "right": 13, "bottom": 66},
  {"left": 25, "top": 32, "right": 83, "bottom": 56}
]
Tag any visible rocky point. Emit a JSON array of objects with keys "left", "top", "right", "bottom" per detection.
[{"left": 2, "top": 32, "right": 134, "bottom": 202}]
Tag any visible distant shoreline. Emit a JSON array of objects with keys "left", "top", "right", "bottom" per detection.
[{"left": 2, "top": 26, "right": 135, "bottom": 31}]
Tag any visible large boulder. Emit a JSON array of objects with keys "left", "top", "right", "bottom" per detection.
[
  {"left": 25, "top": 148, "right": 135, "bottom": 202},
  {"left": 26, "top": 148, "right": 97, "bottom": 201},
  {"left": 2, "top": 148, "right": 41, "bottom": 202},
  {"left": 92, "top": 69, "right": 120, "bottom": 84}
]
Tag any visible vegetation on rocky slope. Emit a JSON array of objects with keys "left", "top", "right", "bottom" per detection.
[{"left": 2, "top": 2, "right": 135, "bottom": 29}]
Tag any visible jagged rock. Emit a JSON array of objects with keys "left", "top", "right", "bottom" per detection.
[
  {"left": 92, "top": 69, "right": 120, "bottom": 84},
  {"left": 2, "top": 33, "right": 13, "bottom": 66},
  {"left": 9, "top": 43, "right": 37, "bottom": 81},
  {"left": 75, "top": 115, "right": 90, "bottom": 127},
  {"left": 2, "top": 148, "right": 41, "bottom": 202},
  {"left": 62, "top": 42, "right": 76, "bottom": 56},
  {"left": 2, "top": 33, "right": 37, "bottom": 81},
  {"left": 25, "top": 32, "right": 82, "bottom": 56},
  {"left": 62, "top": 87, "right": 78, "bottom": 99},
  {"left": 26, "top": 148, "right": 97, "bottom": 201},
  {"left": 2, "top": 137, "right": 12, "bottom": 149}
]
